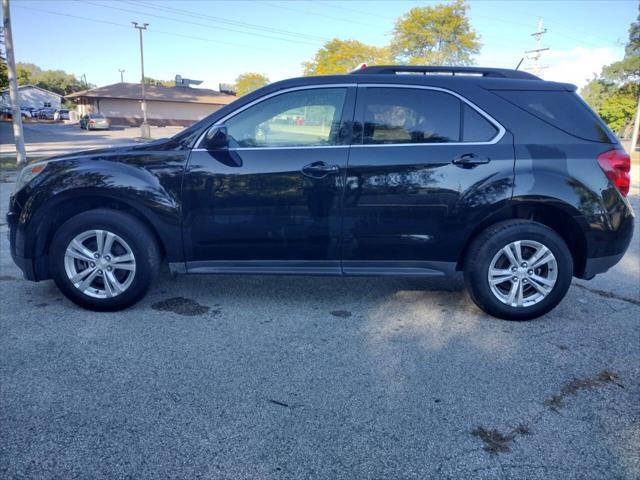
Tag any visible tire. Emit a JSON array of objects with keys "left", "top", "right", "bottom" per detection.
[
  {"left": 49, "top": 209, "right": 161, "bottom": 311},
  {"left": 463, "top": 220, "right": 573, "bottom": 320}
]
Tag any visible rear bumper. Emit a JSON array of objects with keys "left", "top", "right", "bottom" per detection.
[{"left": 582, "top": 252, "right": 627, "bottom": 279}]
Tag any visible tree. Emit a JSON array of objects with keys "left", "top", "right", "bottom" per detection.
[
  {"left": 144, "top": 77, "right": 174, "bottom": 87},
  {"left": 303, "top": 39, "right": 390, "bottom": 76},
  {"left": 580, "top": 5, "right": 639, "bottom": 136},
  {"left": 0, "top": 59, "right": 7, "bottom": 90},
  {"left": 389, "top": 0, "right": 480, "bottom": 66},
  {"left": 11, "top": 62, "right": 89, "bottom": 95},
  {"left": 234, "top": 72, "right": 269, "bottom": 96},
  {"left": 598, "top": 87, "right": 637, "bottom": 134},
  {"left": 16, "top": 62, "right": 40, "bottom": 85},
  {"left": 33, "top": 69, "right": 88, "bottom": 95}
]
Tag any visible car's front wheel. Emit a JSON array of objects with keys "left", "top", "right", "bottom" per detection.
[
  {"left": 49, "top": 209, "right": 161, "bottom": 311},
  {"left": 464, "top": 220, "right": 573, "bottom": 320}
]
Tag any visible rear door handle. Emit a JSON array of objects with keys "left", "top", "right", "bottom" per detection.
[
  {"left": 452, "top": 153, "right": 491, "bottom": 168},
  {"left": 301, "top": 161, "right": 339, "bottom": 179}
]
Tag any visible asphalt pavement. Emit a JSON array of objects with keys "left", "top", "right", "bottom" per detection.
[
  {"left": 0, "top": 169, "right": 638, "bottom": 480},
  {"left": 0, "top": 122, "right": 184, "bottom": 158}
]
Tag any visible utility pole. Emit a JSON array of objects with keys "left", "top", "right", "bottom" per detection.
[
  {"left": 2, "top": 0, "right": 27, "bottom": 166},
  {"left": 525, "top": 17, "right": 549, "bottom": 78},
  {"left": 132, "top": 22, "right": 150, "bottom": 138},
  {"left": 118, "top": 68, "right": 125, "bottom": 83},
  {"left": 631, "top": 95, "right": 639, "bottom": 161}
]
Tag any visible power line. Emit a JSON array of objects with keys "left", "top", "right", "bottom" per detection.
[
  {"left": 129, "top": 0, "right": 330, "bottom": 42},
  {"left": 12, "top": 4, "right": 289, "bottom": 53},
  {"left": 472, "top": 12, "right": 619, "bottom": 49},
  {"left": 312, "top": 1, "right": 391, "bottom": 20},
  {"left": 82, "top": 0, "right": 322, "bottom": 46},
  {"left": 257, "top": 1, "right": 385, "bottom": 29}
]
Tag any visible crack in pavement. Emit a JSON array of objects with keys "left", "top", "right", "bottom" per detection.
[{"left": 573, "top": 283, "right": 640, "bottom": 307}]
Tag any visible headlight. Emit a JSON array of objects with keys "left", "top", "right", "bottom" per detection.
[{"left": 14, "top": 161, "right": 48, "bottom": 193}]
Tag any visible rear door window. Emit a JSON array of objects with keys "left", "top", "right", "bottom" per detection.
[
  {"left": 361, "top": 88, "right": 460, "bottom": 144},
  {"left": 493, "top": 90, "right": 613, "bottom": 143},
  {"left": 358, "top": 87, "right": 500, "bottom": 144},
  {"left": 462, "top": 104, "right": 498, "bottom": 142}
]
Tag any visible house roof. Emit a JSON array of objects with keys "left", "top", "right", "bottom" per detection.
[
  {"left": 65, "top": 82, "right": 236, "bottom": 105},
  {"left": 1, "top": 85, "right": 63, "bottom": 98}
]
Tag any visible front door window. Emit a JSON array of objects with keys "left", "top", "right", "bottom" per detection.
[{"left": 224, "top": 88, "right": 348, "bottom": 148}]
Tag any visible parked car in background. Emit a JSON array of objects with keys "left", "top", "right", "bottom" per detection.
[
  {"left": 79, "top": 113, "right": 110, "bottom": 130},
  {"left": 1, "top": 106, "right": 31, "bottom": 119},
  {"left": 20, "top": 108, "right": 32, "bottom": 118},
  {"left": 37, "top": 108, "right": 56, "bottom": 120},
  {"left": 6, "top": 66, "right": 634, "bottom": 319},
  {"left": 54, "top": 109, "right": 70, "bottom": 121}
]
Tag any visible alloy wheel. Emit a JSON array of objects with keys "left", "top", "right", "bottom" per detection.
[
  {"left": 487, "top": 240, "right": 558, "bottom": 308},
  {"left": 64, "top": 229, "right": 136, "bottom": 299}
]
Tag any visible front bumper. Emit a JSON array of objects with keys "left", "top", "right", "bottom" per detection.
[{"left": 7, "top": 203, "right": 39, "bottom": 281}]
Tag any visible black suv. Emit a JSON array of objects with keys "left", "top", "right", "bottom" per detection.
[{"left": 7, "top": 66, "right": 634, "bottom": 319}]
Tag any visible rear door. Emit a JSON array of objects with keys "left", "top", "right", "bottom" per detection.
[
  {"left": 342, "top": 84, "right": 515, "bottom": 275},
  {"left": 182, "top": 85, "right": 355, "bottom": 274}
]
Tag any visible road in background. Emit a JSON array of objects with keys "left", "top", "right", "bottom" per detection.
[{"left": 0, "top": 122, "right": 185, "bottom": 158}]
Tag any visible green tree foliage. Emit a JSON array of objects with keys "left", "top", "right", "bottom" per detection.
[
  {"left": 11, "top": 62, "right": 89, "bottom": 95},
  {"left": 580, "top": 6, "right": 639, "bottom": 135},
  {"left": 303, "top": 39, "right": 390, "bottom": 76},
  {"left": 598, "top": 87, "right": 637, "bottom": 133},
  {"left": 0, "top": 59, "right": 8, "bottom": 90},
  {"left": 16, "top": 63, "right": 40, "bottom": 85},
  {"left": 144, "top": 77, "right": 174, "bottom": 87},
  {"left": 234, "top": 72, "right": 269, "bottom": 96},
  {"left": 389, "top": 0, "right": 480, "bottom": 66}
]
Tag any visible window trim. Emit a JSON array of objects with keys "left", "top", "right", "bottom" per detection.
[
  {"left": 353, "top": 84, "right": 505, "bottom": 147},
  {"left": 194, "top": 84, "right": 356, "bottom": 150},
  {"left": 193, "top": 83, "right": 505, "bottom": 150}
]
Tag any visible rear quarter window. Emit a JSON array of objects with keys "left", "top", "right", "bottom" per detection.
[{"left": 493, "top": 90, "right": 613, "bottom": 143}]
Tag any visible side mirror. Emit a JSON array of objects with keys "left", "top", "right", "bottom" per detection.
[{"left": 204, "top": 125, "right": 229, "bottom": 150}]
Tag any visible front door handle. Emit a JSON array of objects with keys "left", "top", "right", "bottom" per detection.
[
  {"left": 301, "top": 161, "right": 339, "bottom": 179},
  {"left": 452, "top": 153, "right": 491, "bottom": 168}
]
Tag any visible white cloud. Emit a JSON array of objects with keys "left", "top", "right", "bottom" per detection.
[{"left": 531, "top": 46, "right": 622, "bottom": 89}]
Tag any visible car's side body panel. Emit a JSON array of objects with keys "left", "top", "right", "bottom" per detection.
[
  {"left": 6, "top": 71, "right": 634, "bottom": 285},
  {"left": 8, "top": 142, "right": 188, "bottom": 280}
]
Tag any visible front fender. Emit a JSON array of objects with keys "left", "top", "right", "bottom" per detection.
[{"left": 15, "top": 156, "right": 184, "bottom": 265}]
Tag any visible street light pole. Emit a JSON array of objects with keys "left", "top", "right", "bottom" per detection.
[
  {"left": 118, "top": 68, "right": 125, "bottom": 83},
  {"left": 2, "top": 0, "right": 27, "bottom": 166},
  {"left": 132, "top": 22, "right": 150, "bottom": 138}
]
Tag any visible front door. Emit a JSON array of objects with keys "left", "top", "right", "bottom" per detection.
[
  {"left": 182, "top": 86, "right": 355, "bottom": 274},
  {"left": 342, "top": 85, "right": 515, "bottom": 275}
]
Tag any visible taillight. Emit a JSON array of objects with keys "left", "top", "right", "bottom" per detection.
[{"left": 597, "top": 149, "right": 630, "bottom": 197}]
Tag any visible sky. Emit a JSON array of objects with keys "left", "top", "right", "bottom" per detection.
[{"left": 4, "top": 0, "right": 638, "bottom": 91}]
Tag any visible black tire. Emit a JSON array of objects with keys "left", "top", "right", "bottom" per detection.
[
  {"left": 464, "top": 220, "right": 573, "bottom": 320},
  {"left": 49, "top": 209, "right": 161, "bottom": 311}
]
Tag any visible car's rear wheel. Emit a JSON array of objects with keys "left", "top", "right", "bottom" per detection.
[
  {"left": 49, "top": 209, "right": 161, "bottom": 311},
  {"left": 464, "top": 220, "right": 573, "bottom": 320}
]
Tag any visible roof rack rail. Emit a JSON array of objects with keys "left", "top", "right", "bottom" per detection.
[{"left": 352, "top": 65, "right": 541, "bottom": 80}]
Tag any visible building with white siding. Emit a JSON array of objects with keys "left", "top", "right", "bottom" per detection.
[{"left": 0, "top": 85, "right": 63, "bottom": 110}]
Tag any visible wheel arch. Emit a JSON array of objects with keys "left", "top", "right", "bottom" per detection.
[
  {"left": 457, "top": 198, "right": 588, "bottom": 278},
  {"left": 25, "top": 191, "right": 174, "bottom": 280}
]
